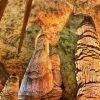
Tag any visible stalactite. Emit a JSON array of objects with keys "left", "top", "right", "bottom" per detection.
[{"left": 0, "top": 0, "right": 8, "bottom": 21}]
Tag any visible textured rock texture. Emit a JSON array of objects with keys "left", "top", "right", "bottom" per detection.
[
  {"left": 19, "top": 0, "right": 71, "bottom": 99},
  {"left": 0, "top": 74, "right": 19, "bottom": 100},
  {"left": 18, "top": 32, "right": 54, "bottom": 99},
  {"left": 74, "top": 1, "right": 100, "bottom": 99},
  {"left": 57, "top": 14, "right": 84, "bottom": 99},
  {"left": 74, "top": 0, "right": 100, "bottom": 43},
  {"left": 0, "top": 0, "right": 25, "bottom": 77},
  {"left": 75, "top": 16, "right": 100, "bottom": 100},
  {"left": 0, "top": 0, "right": 81, "bottom": 98},
  {"left": 0, "top": 0, "right": 100, "bottom": 100}
]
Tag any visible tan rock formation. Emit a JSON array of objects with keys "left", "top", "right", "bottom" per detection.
[
  {"left": 41, "top": 87, "right": 62, "bottom": 100},
  {"left": 18, "top": 32, "right": 54, "bottom": 99},
  {"left": 75, "top": 16, "right": 100, "bottom": 100},
  {"left": 18, "top": 0, "right": 73, "bottom": 52},
  {"left": 41, "top": 47, "right": 63, "bottom": 100},
  {"left": 39, "top": 10, "right": 71, "bottom": 47},
  {"left": 0, "top": 0, "right": 25, "bottom": 35},
  {"left": 0, "top": 74, "right": 19, "bottom": 100},
  {"left": 74, "top": 0, "right": 100, "bottom": 44},
  {"left": 50, "top": 47, "right": 62, "bottom": 87},
  {"left": 74, "top": 1, "right": 100, "bottom": 99},
  {"left": 18, "top": 1, "right": 73, "bottom": 99}
]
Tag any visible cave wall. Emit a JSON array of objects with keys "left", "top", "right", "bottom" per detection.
[{"left": 0, "top": 0, "right": 100, "bottom": 99}]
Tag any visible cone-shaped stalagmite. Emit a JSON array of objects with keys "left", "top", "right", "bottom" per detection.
[{"left": 18, "top": 31, "right": 54, "bottom": 100}]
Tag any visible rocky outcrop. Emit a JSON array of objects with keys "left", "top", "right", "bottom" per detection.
[
  {"left": 74, "top": 1, "right": 100, "bottom": 99},
  {"left": 50, "top": 47, "right": 62, "bottom": 87}
]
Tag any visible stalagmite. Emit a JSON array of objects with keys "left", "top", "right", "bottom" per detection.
[
  {"left": 18, "top": 0, "right": 73, "bottom": 99},
  {"left": 18, "top": 32, "right": 54, "bottom": 100},
  {"left": 75, "top": 16, "right": 100, "bottom": 100},
  {"left": 41, "top": 47, "right": 63, "bottom": 100}
]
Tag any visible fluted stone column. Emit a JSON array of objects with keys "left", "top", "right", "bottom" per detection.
[{"left": 75, "top": 16, "right": 100, "bottom": 100}]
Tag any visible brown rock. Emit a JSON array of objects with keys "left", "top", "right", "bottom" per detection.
[
  {"left": 41, "top": 87, "right": 62, "bottom": 100},
  {"left": 50, "top": 47, "right": 62, "bottom": 87},
  {"left": 0, "top": 74, "right": 19, "bottom": 100},
  {"left": 0, "top": 81, "right": 3, "bottom": 93},
  {"left": 75, "top": 16, "right": 100, "bottom": 99},
  {"left": 0, "top": 0, "right": 8, "bottom": 20},
  {"left": 74, "top": 0, "right": 100, "bottom": 44},
  {"left": 18, "top": 33, "right": 54, "bottom": 99}
]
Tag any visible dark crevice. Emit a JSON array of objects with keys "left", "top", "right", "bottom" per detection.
[
  {"left": 78, "top": 34, "right": 98, "bottom": 40},
  {"left": 77, "top": 43, "right": 100, "bottom": 51}
]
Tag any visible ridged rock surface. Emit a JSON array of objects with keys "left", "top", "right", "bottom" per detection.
[
  {"left": 74, "top": 0, "right": 100, "bottom": 43},
  {"left": 75, "top": 16, "right": 100, "bottom": 100}
]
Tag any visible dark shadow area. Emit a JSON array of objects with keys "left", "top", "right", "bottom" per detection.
[{"left": 0, "top": 62, "right": 9, "bottom": 92}]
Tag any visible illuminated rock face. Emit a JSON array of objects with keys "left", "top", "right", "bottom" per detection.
[
  {"left": 0, "top": 0, "right": 73, "bottom": 99},
  {"left": 18, "top": 36, "right": 63, "bottom": 100},
  {"left": 28, "top": 0, "right": 73, "bottom": 47},
  {"left": 18, "top": 1, "right": 73, "bottom": 99},
  {"left": 74, "top": 0, "right": 100, "bottom": 44},
  {"left": 0, "top": 74, "right": 19, "bottom": 100},
  {"left": 50, "top": 48, "right": 62, "bottom": 87},
  {"left": 18, "top": 31, "right": 63, "bottom": 99},
  {"left": 73, "top": 1, "right": 100, "bottom": 99},
  {"left": 75, "top": 16, "right": 100, "bottom": 100},
  {"left": 18, "top": 32, "right": 54, "bottom": 99}
]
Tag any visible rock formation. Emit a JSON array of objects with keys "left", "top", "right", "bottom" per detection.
[
  {"left": 0, "top": 0, "right": 100, "bottom": 99},
  {"left": 18, "top": 32, "right": 54, "bottom": 100},
  {"left": 74, "top": 0, "right": 100, "bottom": 99},
  {"left": 74, "top": 0, "right": 100, "bottom": 43},
  {"left": 18, "top": 0, "right": 73, "bottom": 99},
  {"left": 0, "top": 74, "right": 19, "bottom": 100},
  {"left": 75, "top": 16, "right": 100, "bottom": 100}
]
